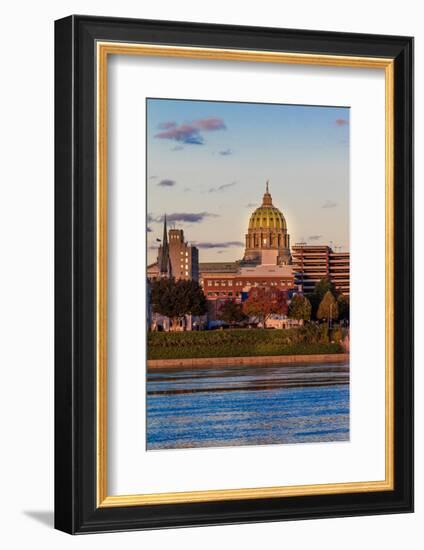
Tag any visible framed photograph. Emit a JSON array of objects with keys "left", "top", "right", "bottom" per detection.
[{"left": 54, "top": 15, "right": 413, "bottom": 533}]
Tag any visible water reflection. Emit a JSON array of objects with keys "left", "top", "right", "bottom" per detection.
[{"left": 146, "top": 362, "right": 349, "bottom": 450}]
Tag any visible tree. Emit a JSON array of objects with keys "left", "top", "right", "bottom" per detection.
[
  {"left": 288, "top": 294, "right": 312, "bottom": 321},
  {"left": 242, "top": 287, "right": 288, "bottom": 328},
  {"left": 150, "top": 277, "right": 207, "bottom": 331},
  {"left": 317, "top": 290, "right": 339, "bottom": 323},
  {"left": 218, "top": 300, "right": 247, "bottom": 326},
  {"left": 308, "top": 277, "right": 338, "bottom": 319},
  {"left": 337, "top": 294, "right": 350, "bottom": 322},
  {"left": 314, "top": 277, "right": 337, "bottom": 301}
]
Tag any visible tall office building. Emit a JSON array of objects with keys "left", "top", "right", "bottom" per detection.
[
  {"left": 292, "top": 244, "right": 350, "bottom": 296},
  {"left": 147, "top": 218, "right": 199, "bottom": 282}
]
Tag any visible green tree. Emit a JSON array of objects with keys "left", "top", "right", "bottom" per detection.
[
  {"left": 337, "top": 294, "right": 350, "bottom": 321},
  {"left": 150, "top": 277, "right": 207, "bottom": 331},
  {"left": 288, "top": 294, "right": 312, "bottom": 321},
  {"left": 243, "top": 288, "right": 288, "bottom": 328},
  {"left": 218, "top": 300, "right": 247, "bottom": 326},
  {"left": 317, "top": 290, "right": 339, "bottom": 323},
  {"left": 314, "top": 277, "right": 337, "bottom": 301},
  {"left": 308, "top": 277, "right": 338, "bottom": 319}
]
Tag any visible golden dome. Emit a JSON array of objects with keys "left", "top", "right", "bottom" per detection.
[{"left": 248, "top": 181, "right": 287, "bottom": 231}]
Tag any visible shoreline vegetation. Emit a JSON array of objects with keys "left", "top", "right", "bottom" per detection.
[{"left": 147, "top": 326, "right": 347, "bottom": 361}]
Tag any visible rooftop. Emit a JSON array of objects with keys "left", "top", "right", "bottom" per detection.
[{"left": 199, "top": 262, "right": 240, "bottom": 274}]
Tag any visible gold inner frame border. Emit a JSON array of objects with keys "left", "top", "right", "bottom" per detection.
[{"left": 96, "top": 42, "right": 394, "bottom": 508}]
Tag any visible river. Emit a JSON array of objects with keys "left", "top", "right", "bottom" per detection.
[{"left": 146, "top": 362, "right": 349, "bottom": 450}]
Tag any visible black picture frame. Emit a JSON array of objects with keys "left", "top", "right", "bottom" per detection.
[{"left": 55, "top": 15, "right": 414, "bottom": 534}]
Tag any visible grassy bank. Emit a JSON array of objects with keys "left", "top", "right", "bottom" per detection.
[{"left": 147, "top": 328, "right": 344, "bottom": 360}]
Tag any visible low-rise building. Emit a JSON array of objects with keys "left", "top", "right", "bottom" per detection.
[{"left": 200, "top": 263, "right": 295, "bottom": 302}]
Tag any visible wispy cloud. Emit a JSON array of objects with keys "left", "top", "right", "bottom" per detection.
[
  {"left": 209, "top": 181, "right": 237, "bottom": 193},
  {"left": 158, "top": 121, "right": 177, "bottom": 130},
  {"left": 194, "top": 241, "right": 244, "bottom": 249},
  {"left": 171, "top": 145, "right": 184, "bottom": 151},
  {"left": 148, "top": 175, "right": 158, "bottom": 180},
  {"left": 245, "top": 203, "right": 257, "bottom": 208},
  {"left": 322, "top": 200, "right": 338, "bottom": 209},
  {"left": 155, "top": 117, "right": 226, "bottom": 145},
  {"left": 157, "top": 179, "right": 176, "bottom": 187},
  {"left": 335, "top": 118, "right": 349, "bottom": 126},
  {"left": 308, "top": 235, "right": 322, "bottom": 241},
  {"left": 195, "top": 118, "right": 226, "bottom": 131},
  {"left": 155, "top": 212, "right": 219, "bottom": 224},
  {"left": 219, "top": 148, "right": 233, "bottom": 156}
]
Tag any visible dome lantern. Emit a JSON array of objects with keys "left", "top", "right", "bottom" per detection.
[{"left": 262, "top": 180, "right": 273, "bottom": 206}]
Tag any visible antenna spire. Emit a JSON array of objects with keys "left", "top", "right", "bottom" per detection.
[{"left": 266, "top": 179, "right": 269, "bottom": 193}]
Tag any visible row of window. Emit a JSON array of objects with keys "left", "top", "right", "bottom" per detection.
[
  {"left": 207, "top": 291, "right": 240, "bottom": 297},
  {"left": 205, "top": 279, "right": 290, "bottom": 287}
]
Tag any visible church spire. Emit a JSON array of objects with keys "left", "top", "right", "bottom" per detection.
[
  {"left": 162, "top": 214, "right": 168, "bottom": 245},
  {"left": 159, "top": 214, "right": 171, "bottom": 275}
]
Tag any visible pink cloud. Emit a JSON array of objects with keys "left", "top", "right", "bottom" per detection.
[
  {"left": 335, "top": 118, "right": 349, "bottom": 126},
  {"left": 193, "top": 117, "right": 226, "bottom": 131},
  {"left": 155, "top": 117, "right": 226, "bottom": 145},
  {"left": 156, "top": 124, "right": 204, "bottom": 144},
  {"left": 158, "top": 121, "right": 177, "bottom": 130}
]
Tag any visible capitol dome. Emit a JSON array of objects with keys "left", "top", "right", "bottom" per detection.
[
  {"left": 243, "top": 181, "right": 291, "bottom": 266},
  {"left": 248, "top": 205, "right": 287, "bottom": 231}
]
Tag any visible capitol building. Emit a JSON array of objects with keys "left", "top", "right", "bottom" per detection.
[
  {"left": 199, "top": 183, "right": 295, "bottom": 314},
  {"left": 148, "top": 181, "right": 349, "bottom": 325}
]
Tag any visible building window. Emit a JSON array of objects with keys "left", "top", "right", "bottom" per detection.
[{"left": 228, "top": 280, "right": 233, "bottom": 286}]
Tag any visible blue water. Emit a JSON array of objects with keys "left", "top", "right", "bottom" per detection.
[{"left": 146, "top": 362, "right": 349, "bottom": 450}]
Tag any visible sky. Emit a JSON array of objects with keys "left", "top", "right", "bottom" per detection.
[{"left": 147, "top": 98, "right": 349, "bottom": 264}]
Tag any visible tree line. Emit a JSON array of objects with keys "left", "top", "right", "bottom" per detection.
[{"left": 149, "top": 276, "right": 349, "bottom": 330}]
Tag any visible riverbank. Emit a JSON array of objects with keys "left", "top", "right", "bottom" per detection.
[
  {"left": 148, "top": 353, "right": 349, "bottom": 369},
  {"left": 148, "top": 327, "right": 346, "bottom": 360}
]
